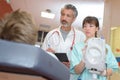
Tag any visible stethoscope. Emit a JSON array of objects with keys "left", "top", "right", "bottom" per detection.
[{"left": 47, "top": 28, "right": 75, "bottom": 51}]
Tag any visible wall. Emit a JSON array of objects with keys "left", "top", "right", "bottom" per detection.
[
  {"left": 103, "top": 0, "right": 120, "bottom": 44},
  {"left": 110, "top": 27, "right": 120, "bottom": 56},
  {"left": 0, "top": 0, "right": 12, "bottom": 19},
  {"left": 103, "top": 1, "right": 120, "bottom": 80}
]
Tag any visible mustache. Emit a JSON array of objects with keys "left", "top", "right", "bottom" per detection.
[{"left": 61, "top": 20, "right": 68, "bottom": 24}]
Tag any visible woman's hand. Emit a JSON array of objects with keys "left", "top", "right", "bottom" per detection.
[{"left": 100, "top": 69, "right": 113, "bottom": 76}]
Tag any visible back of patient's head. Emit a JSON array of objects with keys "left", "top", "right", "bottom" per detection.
[{"left": 0, "top": 10, "right": 38, "bottom": 45}]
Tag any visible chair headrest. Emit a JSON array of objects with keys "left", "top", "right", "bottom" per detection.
[{"left": 0, "top": 39, "right": 70, "bottom": 80}]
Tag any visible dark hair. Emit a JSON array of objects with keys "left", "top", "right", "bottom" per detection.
[
  {"left": 82, "top": 16, "right": 99, "bottom": 37},
  {"left": 61, "top": 4, "right": 78, "bottom": 18}
]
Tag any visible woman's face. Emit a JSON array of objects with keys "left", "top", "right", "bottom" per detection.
[{"left": 83, "top": 23, "right": 98, "bottom": 38}]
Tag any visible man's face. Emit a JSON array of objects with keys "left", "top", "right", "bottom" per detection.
[{"left": 60, "top": 9, "right": 75, "bottom": 27}]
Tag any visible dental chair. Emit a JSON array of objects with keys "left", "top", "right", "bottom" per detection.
[{"left": 0, "top": 39, "right": 70, "bottom": 80}]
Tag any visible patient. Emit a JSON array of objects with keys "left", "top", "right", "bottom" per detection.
[
  {"left": 0, "top": 9, "right": 38, "bottom": 45},
  {"left": 0, "top": 9, "right": 58, "bottom": 60},
  {"left": 0, "top": 10, "right": 48, "bottom": 80}
]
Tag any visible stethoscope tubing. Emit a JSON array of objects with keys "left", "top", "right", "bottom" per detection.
[{"left": 48, "top": 28, "right": 75, "bottom": 51}]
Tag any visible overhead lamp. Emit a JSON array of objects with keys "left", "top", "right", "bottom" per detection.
[
  {"left": 41, "top": 9, "right": 55, "bottom": 19},
  {"left": 111, "top": 27, "right": 117, "bottom": 30}
]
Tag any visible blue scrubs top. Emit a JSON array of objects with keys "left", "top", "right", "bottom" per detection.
[{"left": 70, "top": 42, "right": 119, "bottom": 80}]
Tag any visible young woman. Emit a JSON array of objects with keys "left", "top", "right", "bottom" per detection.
[{"left": 70, "top": 16, "right": 118, "bottom": 80}]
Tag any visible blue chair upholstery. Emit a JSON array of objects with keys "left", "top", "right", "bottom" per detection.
[{"left": 0, "top": 39, "right": 70, "bottom": 80}]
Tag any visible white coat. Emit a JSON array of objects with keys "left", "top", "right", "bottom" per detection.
[{"left": 42, "top": 26, "right": 86, "bottom": 60}]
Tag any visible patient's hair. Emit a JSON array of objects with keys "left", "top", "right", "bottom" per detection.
[{"left": 0, "top": 10, "right": 38, "bottom": 45}]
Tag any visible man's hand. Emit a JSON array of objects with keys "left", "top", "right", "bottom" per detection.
[
  {"left": 62, "top": 62, "right": 70, "bottom": 68},
  {"left": 46, "top": 48, "right": 55, "bottom": 53}
]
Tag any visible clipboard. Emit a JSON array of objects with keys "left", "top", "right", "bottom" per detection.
[{"left": 54, "top": 53, "right": 69, "bottom": 62}]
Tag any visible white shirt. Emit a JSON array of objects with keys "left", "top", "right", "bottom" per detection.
[{"left": 42, "top": 26, "right": 86, "bottom": 60}]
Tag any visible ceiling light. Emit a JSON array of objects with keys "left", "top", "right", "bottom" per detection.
[
  {"left": 41, "top": 9, "right": 55, "bottom": 19},
  {"left": 111, "top": 27, "right": 117, "bottom": 30}
]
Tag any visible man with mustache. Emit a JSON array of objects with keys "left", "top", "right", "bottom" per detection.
[{"left": 42, "top": 4, "right": 86, "bottom": 68}]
